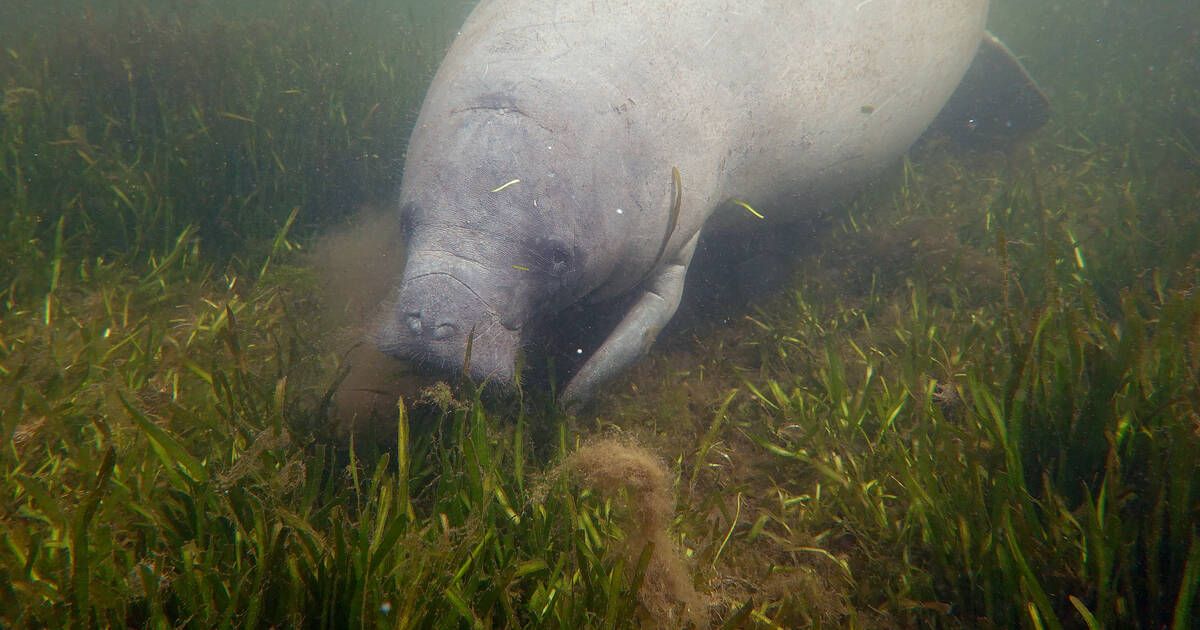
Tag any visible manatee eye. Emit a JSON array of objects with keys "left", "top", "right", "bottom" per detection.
[
  {"left": 544, "top": 240, "right": 572, "bottom": 277},
  {"left": 399, "top": 202, "right": 419, "bottom": 238}
]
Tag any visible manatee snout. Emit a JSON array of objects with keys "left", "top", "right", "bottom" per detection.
[{"left": 377, "top": 273, "right": 520, "bottom": 389}]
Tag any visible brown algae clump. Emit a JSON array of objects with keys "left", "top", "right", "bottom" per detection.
[{"left": 564, "top": 438, "right": 706, "bottom": 628}]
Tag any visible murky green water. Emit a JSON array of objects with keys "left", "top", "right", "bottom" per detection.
[{"left": 1, "top": 1, "right": 1196, "bottom": 627}]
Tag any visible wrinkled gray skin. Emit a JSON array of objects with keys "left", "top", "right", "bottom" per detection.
[{"left": 379, "top": 0, "right": 990, "bottom": 405}]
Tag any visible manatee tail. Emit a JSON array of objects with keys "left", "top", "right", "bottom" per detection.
[{"left": 932, "top": 31, "right": 1051, "bottom": 145}]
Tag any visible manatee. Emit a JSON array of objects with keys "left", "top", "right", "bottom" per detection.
[{"left": 377, "top": 0, "right": 1047, "bottom": 405}]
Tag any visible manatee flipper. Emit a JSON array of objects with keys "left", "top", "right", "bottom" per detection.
[
  {"left": 560, "top": 231, "right": 700, "bottom": 407},
  {"left": 932, "top": 31, "right": 1050, "bottom": 144}
]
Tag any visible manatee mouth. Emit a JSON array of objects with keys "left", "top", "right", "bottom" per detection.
[{"left": 376, "top": 272, "right": 521, "bottom": 389}]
